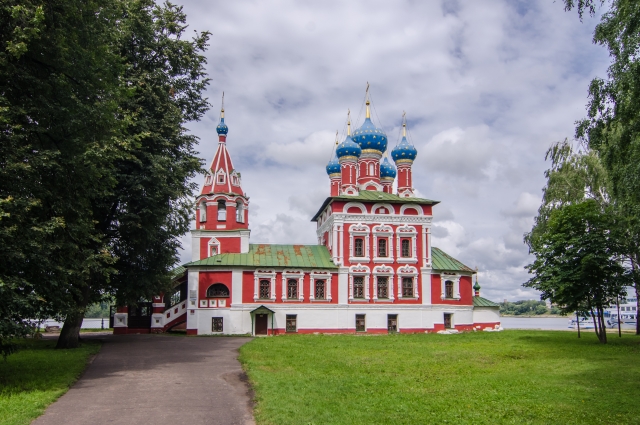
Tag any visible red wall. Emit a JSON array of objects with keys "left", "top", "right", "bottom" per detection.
[
  {"left": 199, "top": 236, "right": 241, "bottom": 257},
  {"left": 242, "top": 271, "right": 339, "bottom": 304},
  {"left": 431, "top": 274, "right": 473, "bottom": 305},
  {"left": 199, "top": 271, "right": 233, "bottom": 300}
]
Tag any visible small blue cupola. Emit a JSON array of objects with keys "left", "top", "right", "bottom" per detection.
[
  {"left": 352, "top": 99, "right": 388, "bottom": 154},
  {"left": 380, "top": 156, "right": 397, "bottom": 179},
  {"left": 391, "top": 117, "right": 417, "bottom": 162}
]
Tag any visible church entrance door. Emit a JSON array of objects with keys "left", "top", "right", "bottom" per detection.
[{"left": 255, "top": 313, "right": 268, "bottom": 335}]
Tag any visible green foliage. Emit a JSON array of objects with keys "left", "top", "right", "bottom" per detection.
[
  {"left": 239, "top": 332, "right": 640, "bottom": 425},
  {"left": 500, "top": 300, "right": 550, "bottom": 316},
  {"left": 564, "top": 0, "right": 640, "bottom": 333},
  {"left": 0, "top": 339, "right": 100, "bottom": 425},
  {"left": 525, "top": 200, "right": 628, "bottom": 343},
  {"left": 0, "top": 0, "right": 209, "bottom": 349},
  {"left": 84, "top": 302, "right": 111, "bottom": 318}
]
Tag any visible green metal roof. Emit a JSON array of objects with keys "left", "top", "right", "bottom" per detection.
[
  {"left": 185, "top": 244, "right": 338, "bottom": 269},
  {"left": 312, "top": 190, "right": 439, "bottom": 221},
  {"left": 170, "top": 265, "right": 186, "bottom": 280},
  {"left": 473, "top": 296, "right": 500, "bottom": 307},
  {"left": 431, "top": 247, "right": 474, "bottom": 273}
]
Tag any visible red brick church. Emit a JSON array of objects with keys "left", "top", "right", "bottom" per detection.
[{"left": 112, "top": 93, "right": 500, "bottom": 335}]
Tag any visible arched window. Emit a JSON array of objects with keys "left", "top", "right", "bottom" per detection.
[
  {"left": 378, "top": 238, "right": 387, "bottom": 257},
  {"left": 236, "top": 200, "right": 244, "bottom": 223},
  {"left": 369, "top": 163, "right": 375, "bottom": 176},
  {"left": 217, "top": 200, "right": 226, "bottom": 221},
  {"left": 445, "top": 280, "right": 454, "bottom": 298},
  {"left": 287, "top": 279, "right": 297, "bottom": 299},
  {"left": 199, "top": 202, "right": 207, "bottom": 222},
  {"left": 206, "top": 283, "right": 229, "bottom": 298},
  {"left": 401, "top": 239, "right": 411, "bottom": 257},
  {"left": 259, "top": 279, "right": 270, "bottom": 299}
]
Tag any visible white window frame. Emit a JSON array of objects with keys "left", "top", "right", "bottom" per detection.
[
  {"left": 208, "top": 237, "right": 220, "bottom": 257},
  {"left": 236, "top": 200, "right": 244, "bottom": 223},
  {"left": 396, "top": 224, "right": 418, "bottom": 264},
  {"left": 373, "top": 265, "right": 394, "bottom": 301},
  {"left": 281, "top": 270, "right": 304, "bottom": 302},
  {"left": 216, "top": 170, "right": 226, "bottom": 185},
  {"left": 349, "top": 264, "right": 370, "bottom": 301},
  {"left": 373, "top": 224, "right": 393, "bottom": 263},
  {"left": 254, "top": 270, "right": 276, "bottom": 302},
  {"left": 397, "top": 265, "right": 419, "bottom": 299},
  {"left": 349, "top": 223, "right": 370, "bottom": 263},
  {"left": 441, "top": 274, "right": 461, "bottom": 300},
  {"left": 310, "top": 270, "right": 332, "bottom": 302}
]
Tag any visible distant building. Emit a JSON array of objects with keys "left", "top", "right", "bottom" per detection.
[{"left": 113, "top": 93, "right": 500, "bottom": 335}]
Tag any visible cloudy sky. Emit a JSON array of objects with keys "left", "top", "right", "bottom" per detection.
[{"left": 176, "top": 0, "right": 609, "bottom": 302}]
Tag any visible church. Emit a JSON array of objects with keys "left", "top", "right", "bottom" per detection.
[{"left": 112, "top": 93, "right": 500, "bottom": 335}]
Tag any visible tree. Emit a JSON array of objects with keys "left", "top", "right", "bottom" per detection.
[
  {"left": 563, "top": 0, "right": 640, "bottom": 334},
  {"left": 0, "top": 0, "right": 209, "bottom": 350},
  {"left": 525, "top": 200, "right": 628, "bottom": 343}
]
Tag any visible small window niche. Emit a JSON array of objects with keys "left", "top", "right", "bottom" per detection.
[
  {"left": 198, "top": 202, "right": 207, "bottom": 222},
  {"left": 286, "top": 315, "right": 297, "bottom": 333},
  {"left": 444, "top": 313, "right": 453, "bottom": 329},
  {"left": 217, "top": 200, "right": 226, "bottom": 221},
  {"left": 355, "top": 314, "right": 366, "bottom": 332},
  {"left": 388, "top": 314, "right": 398, "bottom": 333},
  {"left": 212, "top": 317, "right": 223, "bottom": 332}
]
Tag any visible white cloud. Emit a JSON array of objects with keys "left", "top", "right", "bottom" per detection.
[{"left": 176, "top": 0, "right": 608, "bottom": 300}]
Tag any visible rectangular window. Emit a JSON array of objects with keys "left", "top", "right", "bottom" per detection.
[
  {"left": 287, "top": 279, "right": 298, "bottom": 299},
  {"left": 402, "top": 277, "right": 414, "bottom": 297},
  {"left": 353, "top": 277, "right": 364, "bottom": 299},
  {"left": 445, "top": 280, "right": 454, "bottom": 298},
  {"left": 444, "top": 313, "right": 452, "bottom": 329},
  {"left": 401, "top": 239, "right": 411, "bottom": 258},
  {"left": 378, "top": 238, "right": 387, "bottom": 257},
  {"left": 259, "top": 280, "right": 271, "bottom": 299},
  {"left": 286, "top": 315, "right": 297, "bottom": 333},
  {"left": 212, "top": 317, "right": 223, "bottom": 332},
  {"left": 388, "top": 314, "right": 398, "bottom": 333},
  {"left": 377, "top": 276, "right": 388, "bottom": 299},
  {"left": 355, "top": 314, "right": 366, "bottom": 332},
  {"left": 315, "top": 280, "right": 326, "bottom": 300},
  {"left": 354, "top": 238, "right": 364, "bottom": 257}
]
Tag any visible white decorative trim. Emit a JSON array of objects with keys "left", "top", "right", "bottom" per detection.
[
  {"left": 349, "top": 264, "right": 370, "bottom": 301},
  {"left": 254, "top": 269, "right": 276, "bottom": 301},
  {"left": 343, "top": 202, "right": 367, "bottom": 214},
  {"left": 396, "top": 224, "right": 418, "bottom": 264},
  {"left": 371, "top": 203, "right": 395, "bottom": 215},
  {"left": 397, "top": 265, "right": 419, "bottom": 299},
  {"left": 372, "top": 224, "right": 393, "bottom": 262},
  {"left": 441, "top": 274, "right": 461, "bottom": 300},
  {"left": 372, "top": 265, "right": 394, "bottom": 301},
  {"left": 281, "top": 270, "right": 304, "bottom": 301},
  {"left": 310, "top": 270, "right": 332, "bottom": 301},
  {"left": 400, "top": 204, "right": 423, "bottom": 215},
  {"left": 349, "top": 223, "right": 371, "bottom": 262},
  {"left": 207, "top": 237, "right": 220, "bottom": 257}
]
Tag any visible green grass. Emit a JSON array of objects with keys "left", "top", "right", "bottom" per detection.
[
  {"left": 0, "top": 339, "right": 101, "bottom": 425},
  {"left": 239, "top": 331, "right": 640, "bottom": 425}
]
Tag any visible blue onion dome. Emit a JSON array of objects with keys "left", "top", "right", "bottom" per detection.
[
  {"left": 216, "top": 116, "right": 228, "bottom": 135},
  {"left": 380, "top": 157, "right": 396, "bottom": 179},
  {"left": 336, "top": 135, "right": 361, "bottom": 159},
  {"left": 326, "top": 153, "right": 341, "bottom": 175},
  {"left": 391, "top": 135, "right": 418, "bottom": 162},
  {"left": 352, "top": 117, "right": 388, "bottom": 154}
]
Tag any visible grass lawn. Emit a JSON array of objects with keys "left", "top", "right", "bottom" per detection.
[
  {"left": 239, "top": 331, "right": 640, "bottom": 425},
  {"left": 0, "top": 338, "right": 101, "bottom": 425}
]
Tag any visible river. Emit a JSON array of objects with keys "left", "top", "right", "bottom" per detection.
[{"left": 500, "top": 316, "right": 573, "bottom": 330}]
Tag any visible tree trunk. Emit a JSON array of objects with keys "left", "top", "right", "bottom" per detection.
[
  {"left": 631, "top": 256, "right": 639, "bottom": 335},
  {"left": 56, "top": 312, "right": 84, "bottom": 349}
]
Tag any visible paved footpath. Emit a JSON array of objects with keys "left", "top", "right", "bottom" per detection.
[{"left": 34, "top": 334, "right": 254, "bottom": 425}]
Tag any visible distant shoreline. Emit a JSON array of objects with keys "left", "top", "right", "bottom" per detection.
[{"left": 501, "top": 315, "right": 567, "bottom": 318}]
